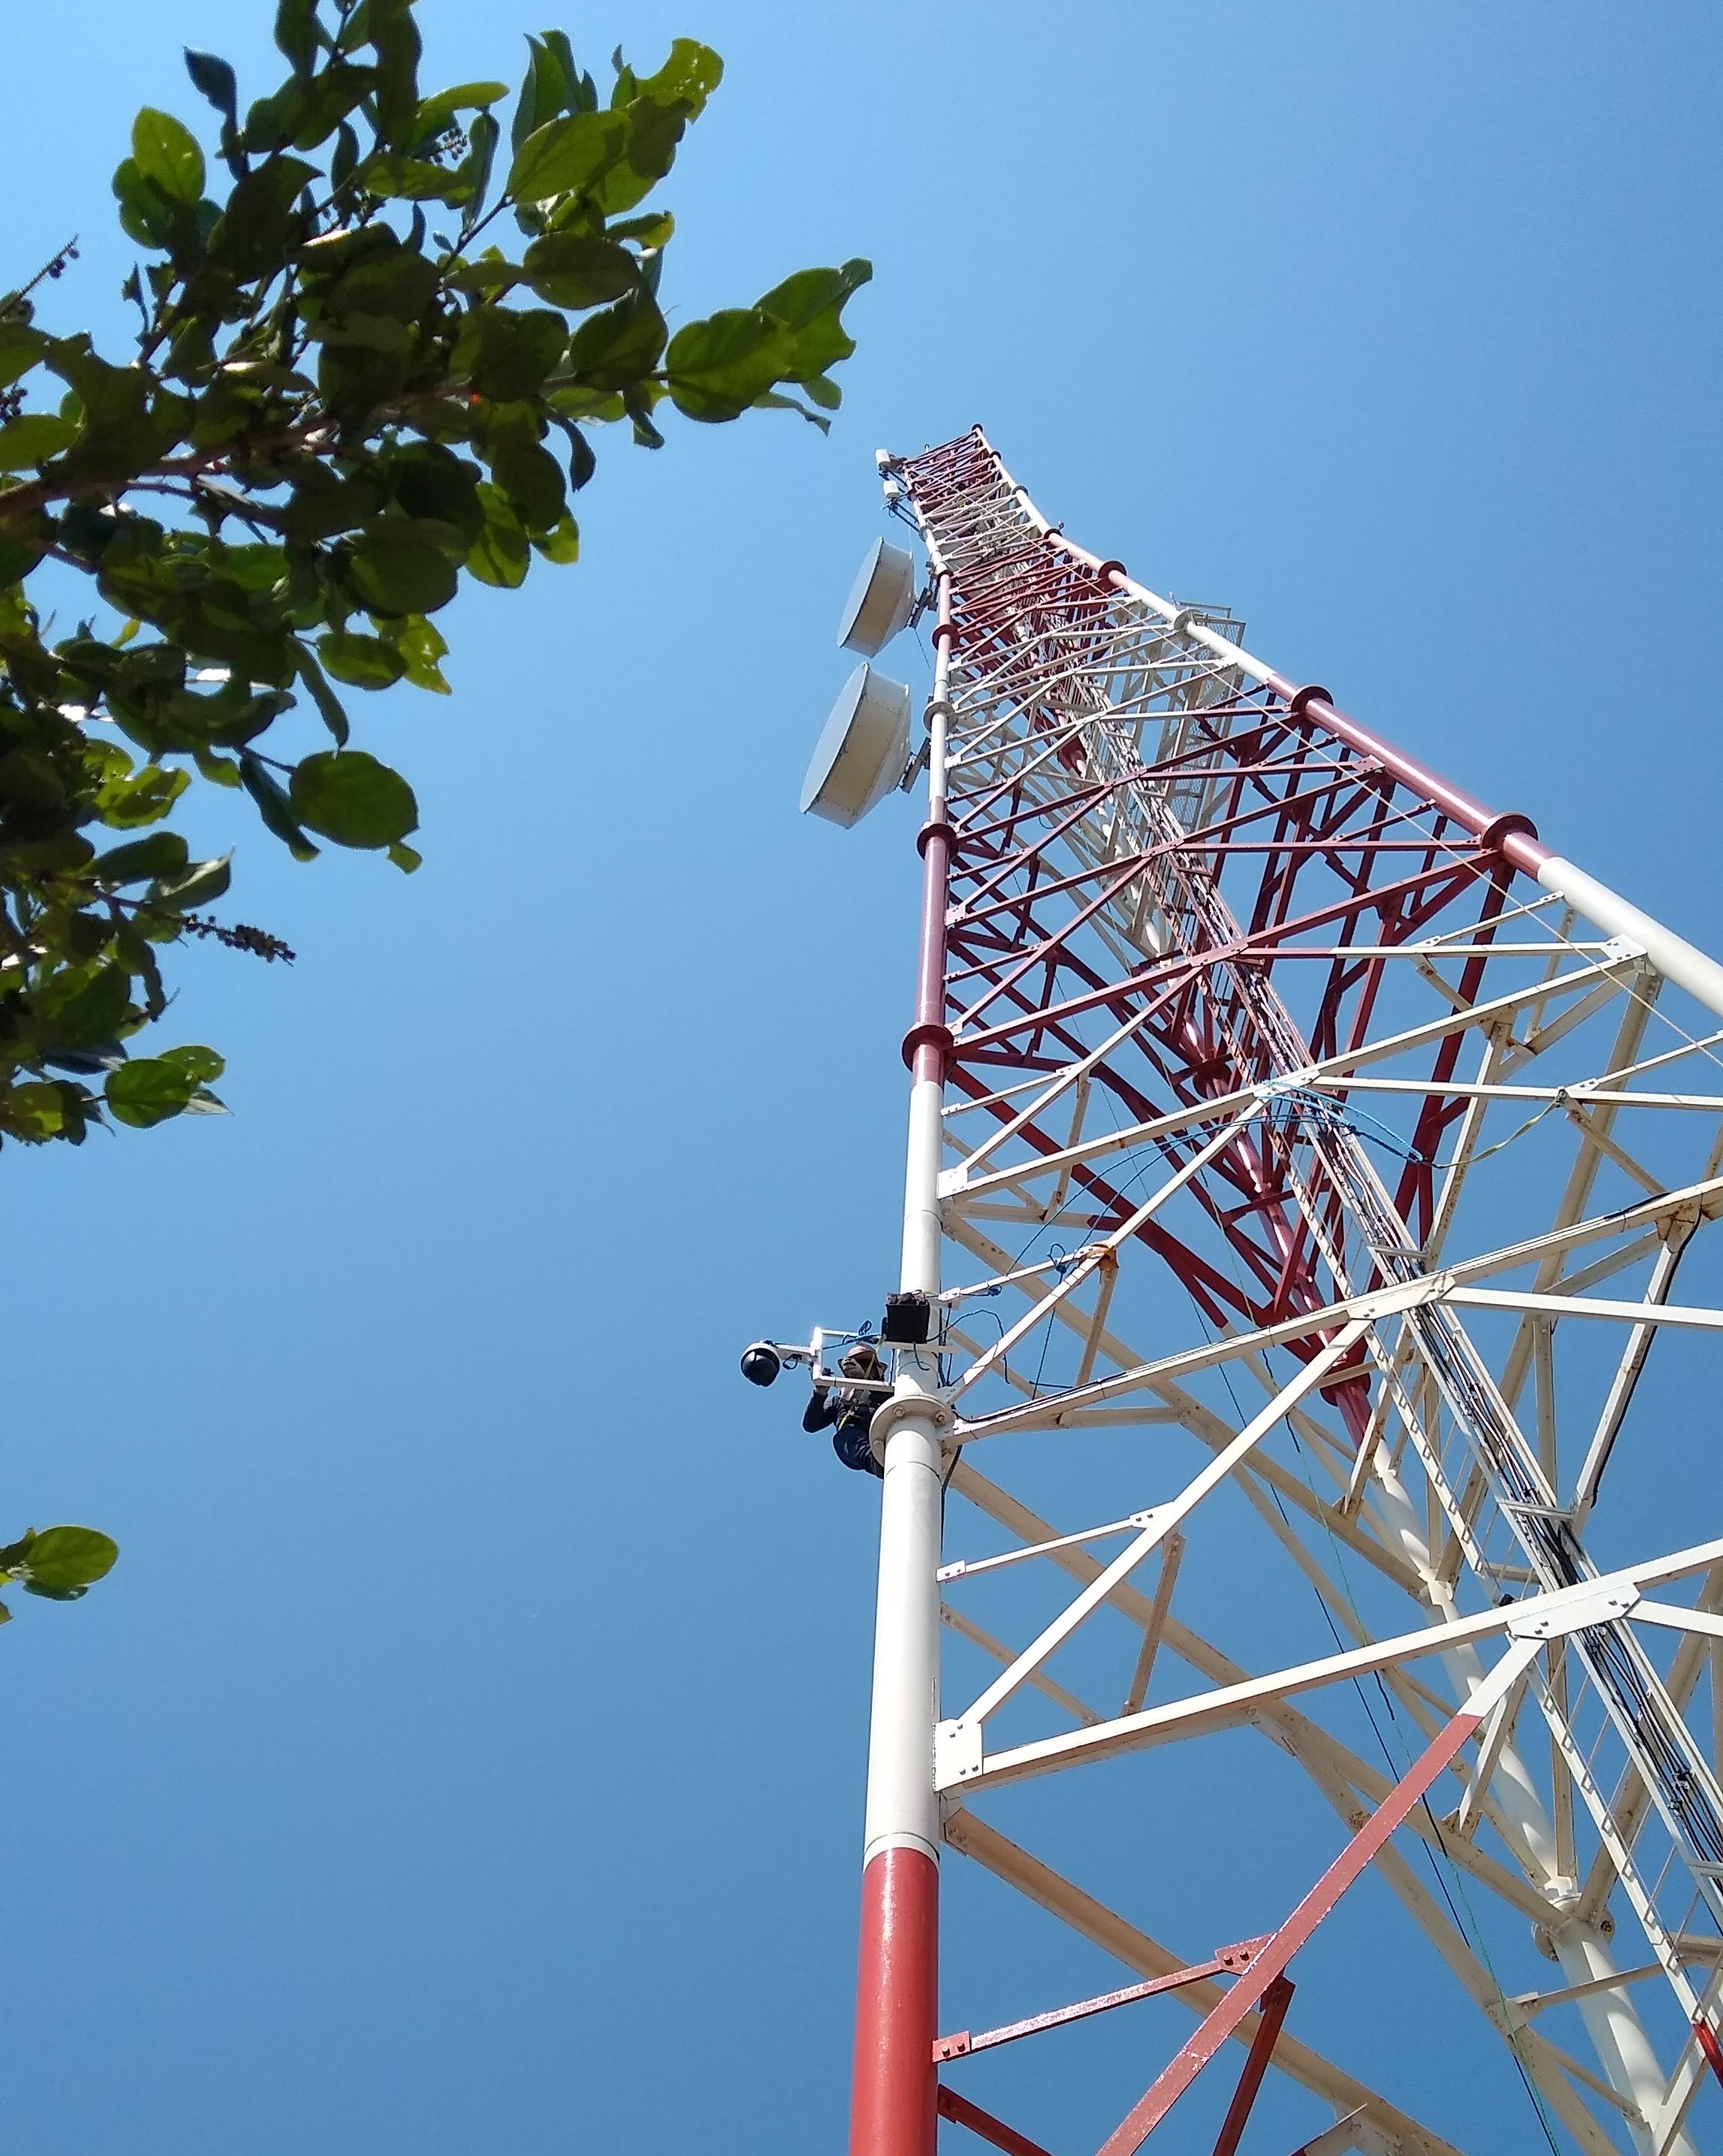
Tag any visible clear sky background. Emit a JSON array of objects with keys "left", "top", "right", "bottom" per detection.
[{"left": 0, "top": 4, "right": 1718, "bottom": 2153}]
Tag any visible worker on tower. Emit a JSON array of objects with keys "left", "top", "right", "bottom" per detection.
[{"left": 804, "top": 1343, "right": 885, "bottom": 1476}]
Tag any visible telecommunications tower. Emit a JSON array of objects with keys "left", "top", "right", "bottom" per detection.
[{"left": 756, "top": 429, "right": 1723, "bottom": 2156}]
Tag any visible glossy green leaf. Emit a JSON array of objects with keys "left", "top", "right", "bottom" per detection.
[
  {"left": 388, "top": 613, "right": 451, "bottom": 693},
  {"left": 347, "top": 524, "right": 461, "bottom": 616},
  {"left": 95, "top": 762, "right": 189, "bottom": 830},
  {"left": 522, "top": 233, "right": 637, "bottom": 309},
  {"left": 465, "top": 483, "right": 530, "bottom": 587},
  {"left": 160, "top": 1043, "right": 226, "bottom": 1084},
  {"left": 319, "top": 630, "right": 407, "bottom": 690},
  {"left": 354, "top": 153, "right": 473, "bottom": 203},
  {"left": 19, "top": 1526, "right": 120, "bottom": 1591},
  {"left": 414, "top": 79, "right": 509, "bottom": 141},
  {"left": 506, "top": 108, "right": 627, "bottom": 203},
  {"left": 148, "top": 854, "right": 233, "bottom": 911},
  {"left": 485, "top": 425, "right": 565, "bottom": 532},
  {"left": 633, "top": 38, "right": 722, "bottom": 117},
  {"left": 564, "top": 288, "right": 666, "bottom": 391},
  {"left": 664, "top": 307, "right": 790, "bottom": 423},
  {"left": 92, "top": 829, "right": 190, "bottom": 886},
  {"left": 0, "top": 1084, "right": 77, "bottom": 1142},
  {"left": 289, "top": 749, "right": 419, "bottom": 848},
  {"left": 755, "top": 258, "right": 873, "bottom": 381},
  {"left": 132, "top": 108, "right": 206, "bottom": 203},
  {"left": 105, "top": 1055, "right": 197, "bottom": 1127},
  {"left": 531, "top": 514, "right": 580, "bottom": 564}
]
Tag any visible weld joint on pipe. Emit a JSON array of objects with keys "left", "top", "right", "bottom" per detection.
[
  {"left": 1478, "top": 810, "right": 1542, "bottom": 853},
  {"left": 916, "top": 816, "right": 953, "bottom": 861},
  {"left": 901, "top": 1022, "right": 954, "bottom": 1073}
]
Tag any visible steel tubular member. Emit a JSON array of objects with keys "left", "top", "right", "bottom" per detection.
[{"left": 848, "top": 576, "right": 957, "bottom": 2156}]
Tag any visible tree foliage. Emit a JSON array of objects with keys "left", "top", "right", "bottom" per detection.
[{"left": 0, "top": 0, "right": 868, "bottom": 1615}]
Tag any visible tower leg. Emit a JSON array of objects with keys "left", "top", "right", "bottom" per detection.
[
  {"left": 848, "top": 1384, "right": 944, "bottom": 2156},
  {"left": 850, "top": 604, "right": 953, "bottom": 2156}
]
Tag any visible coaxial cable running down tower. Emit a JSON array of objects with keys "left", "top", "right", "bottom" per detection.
[{"left": 770, "top": 428, "right": 1723, "bottom": 2156}]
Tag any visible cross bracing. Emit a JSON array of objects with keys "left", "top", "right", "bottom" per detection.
[{"left": 874, "top": 426, "right": 1723, "bottom": 2156}]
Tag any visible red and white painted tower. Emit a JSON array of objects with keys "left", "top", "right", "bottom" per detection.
[{"left": 797, "top": 429, "right": 1723, "bottom": 2156}]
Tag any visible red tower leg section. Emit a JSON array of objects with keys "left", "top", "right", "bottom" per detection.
[{"left": 852, "top": 1846, "right": 940, "bottom": 2156}]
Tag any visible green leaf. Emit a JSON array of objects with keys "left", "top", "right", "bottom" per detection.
[
  {"left": 751, "top": 387, "right": 830, "bottom": 433},
  {"left": 633, "top": 38, "right": 722, "bottom": 118},
  {"left": 209, "top": 156, "right": 318, "bottom": 277},
  {"left": 564, "top": 287, "right": 666, "bottom": 391},
  {"left": 506, "top": 109, "right": 627, "bottom": 203},
  {"left": 160, "top": 1043, "right": 225, "bottom": 1084},
  {"left": 111, "top": 159, "right": 181, "bottom": 251},
  {"left": 369, "top": 0, "right": 423, "bottom": 145},
  {"left": 39, "top": 964, "right": 132, "bottom": 1049},
  {"left": 283, "top": 61, "right": 380, "bottom": 151},
  {"left": 0, "top": 1083, "right": 76, "bottom": 1143},
  {"left": 289, "top": 749, "right": 419, "bottom": 849},
  {"left": 451, "top": 304, "right": 568, "bottom": 401},
  {"left": 295, "top": 648, "right": 351, "bottom": 743},
  {"left": 105, "top": 1055, "right": 197, "bottom": 1127},
  {"left": 92, "top": 830, "right": 190, "bottom": 887},
  {"left": 485, "top": 424, "right": 565, "bottom": 532},
  {"left": 0, "top": 322, "right": 49, "bottom": 391},
  {"left": 0, "top": 414, "right": 77, "bottom": 467},
  {"left": 521, "top": 233, "right": 637, "bottom": 309},
  {"left": 664, "top": 307, "right": 791, "bottom": 424},
  {"left": 606, "top": 209, "right": 674, "bottom": 248},
  {"left": 387, "top": 841, "right": 423, "bottom": 873},
  {"left": 319, "top": 630, "right": 406, "bottom": 690},
  {"left": 19, "top": 1526, "right": 119, "bottom": 1592},
  {"left": 464, "top": 483, "right": 529, "bottom": 588},
  {"left": 184, "top": 48, "right": 239, "bottom": 126},
  {"left": 274, "top": 0, "right": 319, "bottom": 73},
  {"left": 347, "top": 523, "right": 461, "bottom": 616},
  {"left": 755, "top": 258, "right": 873, "bottom": 381},
  {"left": 148, "top": 854, "right": 233, "bottom": 911},
  {"left": 624, "top": 384, "right": 665, "bottom": 449},
  {"left": 511, "top": 31, "right": 588, "bottom": 152},
  {"left": 458, "top": 110, "right": 500, "bottom": 216},
  {"left": 354, "top": 153, "right": 473, "bottom": 203},
  {"left": 531, "top": 513, "right": 580, "bottom": 564},
  {"left": 239, "top": 751, "right": 319, "bottom": 860},
  {"left": 96, "top": 761, "right": 189, "bottom": 830},
  {"left": 132, "top": 108, "right": 206, "bottom": 203},
  {"left": 414, "top": 80, "right": 509, "bottom": 141},
  {"left": 193, "top": 747, "right": 243, "bottom": 789},
  {"left": 387, "top": 613, "right": 450, "bottom": 693}
]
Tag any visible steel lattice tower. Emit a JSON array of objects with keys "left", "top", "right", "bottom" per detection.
[{"left": 798, "top": 428, "right": 1723, "bottom": 2156}]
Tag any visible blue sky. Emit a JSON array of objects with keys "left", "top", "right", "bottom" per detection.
[{"left": 0, "top": 4, "right": 1718, "bottom": 2152}]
